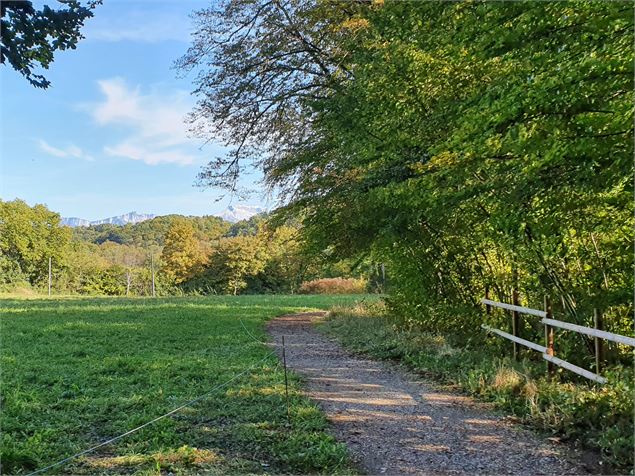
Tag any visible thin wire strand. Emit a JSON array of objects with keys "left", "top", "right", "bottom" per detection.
[
  {"left": 27, "top": 352, "right": 276, "bottom": 476},
  {"left": 239, "top": 314, "right": 271, "bottom": 345}
]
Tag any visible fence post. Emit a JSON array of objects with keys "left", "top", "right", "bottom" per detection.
[
  {"left": 512, "top": 280, "right": 520, "bottom": 360},
  {"left": 544, "top": 296, "right": 554, "bottom": 377},
  {"left": 485, "top": 286, "right": 491, "bottom": 316},
  {"left": 594, "top": 308, "right": 604, "bottom": 373},
  {"left": 151, "top": 253, "right": 156, "bottom": 297},
  {"left": 282, "top": 335, "right": 291, "bottom": 425}
]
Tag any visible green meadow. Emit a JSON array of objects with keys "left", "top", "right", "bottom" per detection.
[{"left": 0, "top": 295, "right": 371, "bottom": 475}]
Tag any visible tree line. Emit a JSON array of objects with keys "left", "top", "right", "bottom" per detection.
[
  {"left": 179, "top": 0, "right": 633, "bottom": 364},
  {"left": 0, "top": 199, "right": 379, "bottom": 296}
]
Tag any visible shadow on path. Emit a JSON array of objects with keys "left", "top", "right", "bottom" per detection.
[{"left": 267, "top": 312, "right": 585, "bottom": 475}]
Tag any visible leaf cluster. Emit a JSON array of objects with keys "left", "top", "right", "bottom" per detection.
[{"left": 1, "top": 0, "right": 100, "bottom": 88}]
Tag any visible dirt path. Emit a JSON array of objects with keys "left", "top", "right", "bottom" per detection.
[{"left": 267, "top": 312, "right": 587, "bottom": 475}]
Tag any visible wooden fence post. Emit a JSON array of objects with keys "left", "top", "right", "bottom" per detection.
[
  {"left": 48, "top": 257, "right": 52, "bottom": 297},
  {"left": 512, "top": 280, "right": 520, "bottom": 360},
  {"left": 151, "top": 253, "right": 156, "bottom": 298},
  {"left": 544, "top": 296, "right": 554, "bottom": 377},
  {"left": 594, "top": 308, "right": 604, "bottom": 373},
  {"left": 485, "top": 286, "right": 491, "bottom": 316}
]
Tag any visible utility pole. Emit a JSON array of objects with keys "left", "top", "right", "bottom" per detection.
[
  {"left": 48, "top": 257, "right": 52, "bottom": 296},
  {"left": 151, "top": 253, "right": 156, "bottom": 297}
]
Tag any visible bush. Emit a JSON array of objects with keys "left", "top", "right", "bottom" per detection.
[{"left": 298, "top": 277, "right": 367, "bottom": 294}]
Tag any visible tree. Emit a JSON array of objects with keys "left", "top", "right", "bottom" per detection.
[
  {"left": 199, "top": 235, "right": 267, "bottom": 295},
  {"left": 59, "top": 241, "right": 110, "bottom": 294},
  {"left": 255, "top": 225, "right": 308, "bottom": 293},
  {"left": 99, "top": 241, "right": 147, "bottom": 295},
  {"left": 161, "top": 218, "right": 205, "bottom": 284},
  {"left": 176, "top": 0, "right": 358, "bottom": 194},
  {"left": 0, "top": 199, "right": 71, "bottom": 286},
  {"left": 1, "top": 0, "right": 99, "bottom": 88}
]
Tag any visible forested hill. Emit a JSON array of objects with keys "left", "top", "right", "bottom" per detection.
[{"left": 71, "top": 213, "right": 269, "bottom": 248}]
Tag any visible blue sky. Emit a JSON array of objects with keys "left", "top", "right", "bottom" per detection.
[{"left": 1, "top": 0, "right": 265, "bottom": 220}]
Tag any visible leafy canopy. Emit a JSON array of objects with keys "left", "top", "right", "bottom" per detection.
[
  {"left": 1, "top": 0, "right": 99, "bottom": 88},
  {"left": 181, "top": 1, "right": 634, "bottom": 359}
]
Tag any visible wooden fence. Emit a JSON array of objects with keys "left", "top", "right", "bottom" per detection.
[{"left": 480, "top": 295, "right": 635, "bottom": 385}]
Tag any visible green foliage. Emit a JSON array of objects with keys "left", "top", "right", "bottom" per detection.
[
  {"left": 247, "top": 225, "right": 312, "bottom": 294},
  {"left": 299, "top": 278, "right": 367, "bottom": 295},
  {"left": 1, "top": 295, "right": 366, "bottom": 474},
  {"left": 322, "top": 305, "right": 634, "bottom": 471},
  {"left": 185, "top": 223, "right": 372, "bottom": 295},
  {"left": 194, "top": 235, "right": 267, "bottom": 295},
  {"left": 183, "top": 0, "right": 633, "bottom": 362},
  {"left": 0, "top": 255, "right": 29, "bottom": 291},
  {"left": 161, "top": 218, "right": 206, "bottom": 284},
  {"left": 0, "top": 199, "right": 71, "bottom": 287},
  {"left": 72, "top": 215, "right": 228, "bottom": 247},
  {"left": 0, "top": 201, "right": 374, "bottom": 297},
  {"left": 1, "top": 0, "right": 99, "bottom": 88},
  {"left": 226, "top": 214, "right": 268, "bottom": 237}
]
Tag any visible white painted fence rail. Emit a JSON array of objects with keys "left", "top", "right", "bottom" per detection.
[
  {"left": 481, "top": 298, "right": 546, "bottom": 318},
  {"left": 480, "top": 296, "right": 635, "bottom": 384},
  {"left": 541, "top": 354, "right": 607, "bottom": 384},
  {"left": 541, "top": 318, "right": 635, "bottom": 347},
  {"left": 481, "top": 325, "right": 547, "bottom": 353}
]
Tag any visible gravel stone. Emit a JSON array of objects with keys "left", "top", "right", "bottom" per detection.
[{"left": 267, "top": 312, "right": 588, "bottom": 476}]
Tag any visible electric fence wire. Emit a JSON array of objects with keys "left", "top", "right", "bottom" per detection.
[
  {"left": 238, "top": 313, "right": 272, "bottom": 345},
  {"left": 26, "top": 351, "right": 276, "bottom": 476}
]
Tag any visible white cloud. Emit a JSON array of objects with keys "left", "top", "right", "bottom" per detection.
[
  {"left": 104, "top": 142, "right": 195, "bottom": 166},
  {"left": 38, "top": 140, "right": 95, "bottom": 161},
  {"left": 86, "top": 77, "right": 201, "bottom": 166}
]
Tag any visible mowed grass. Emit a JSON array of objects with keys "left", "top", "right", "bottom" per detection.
[{"left": 1, "top": 294, "right": 373, "bottom": 475}]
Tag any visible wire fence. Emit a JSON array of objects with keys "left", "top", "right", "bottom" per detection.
[{"left": 26, "top": 314, "right": 284, "bottom": 475}]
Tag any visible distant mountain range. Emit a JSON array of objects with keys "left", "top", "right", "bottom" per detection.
[
  {"left": 217, "top": 204, "right": 266, "bottom": 223},
  {"left": 61, "top": 205, "right": 266, "bottom": 227},
  {"left": 62, "top": 212, "right": 157, "bottom": 227}
]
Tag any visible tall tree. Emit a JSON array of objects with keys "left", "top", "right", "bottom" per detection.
[
  {"left": 161, "top": 218, "right": 205, "bottom": 284},
  {"left": 182, "top": 0, "right": 634, "bottom": 350},
  {"left": 203, "top": 235, "right": 267, "bottom": 295},
  {"left": 176, "top": 0, "right": 357, "bottom": 195},
  {"left": 0, "top": 199, "right": 71, "bottom": 285}
]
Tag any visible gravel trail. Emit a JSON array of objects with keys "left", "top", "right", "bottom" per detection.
[{"left": 267, "top": 312, "right": 586, "bottom": 475}]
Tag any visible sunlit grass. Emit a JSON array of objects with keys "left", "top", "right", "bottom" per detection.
[{"left": 0, "top": 294, "right": 376, "bottom": 475}]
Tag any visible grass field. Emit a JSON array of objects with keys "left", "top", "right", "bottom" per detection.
[{"left": 1, "top": 294, "right": 373, "bottom": 475}]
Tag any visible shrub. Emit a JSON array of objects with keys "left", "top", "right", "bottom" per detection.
[{"left": 298, "top": 277, "right": 367, "bottom": 294}]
